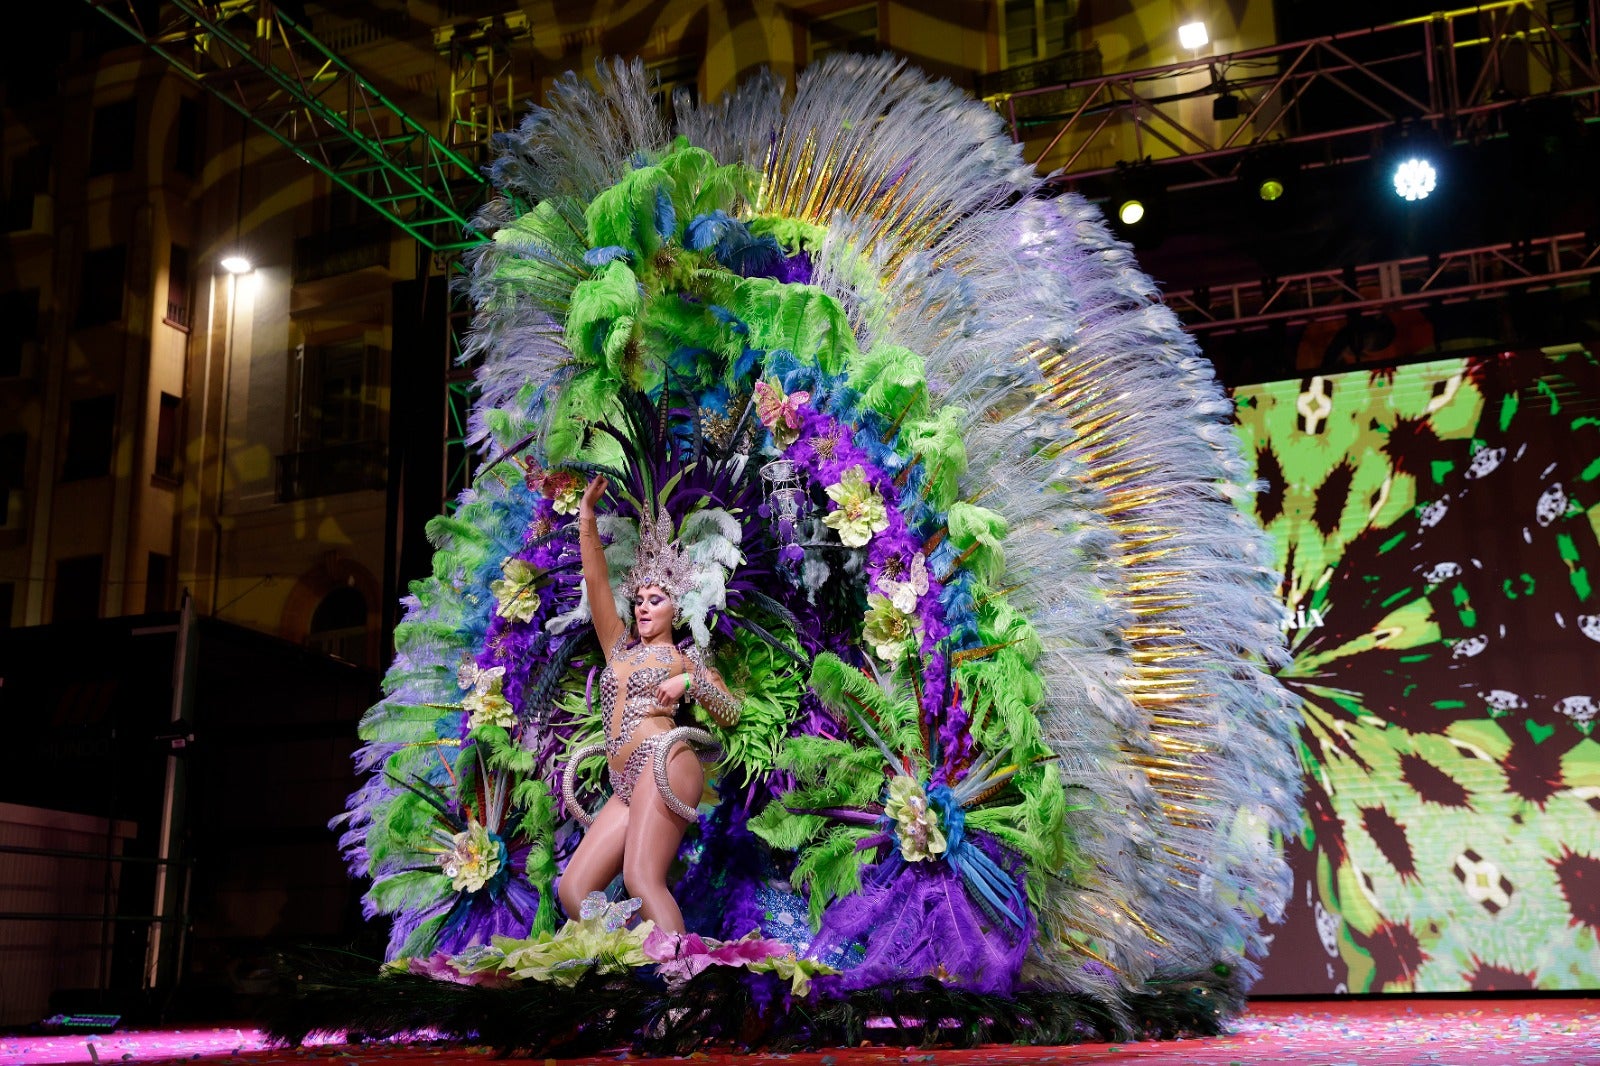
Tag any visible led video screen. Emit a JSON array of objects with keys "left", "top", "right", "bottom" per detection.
[{"left": 1233, "top": 347, "right": 1600, "bottom": 993}]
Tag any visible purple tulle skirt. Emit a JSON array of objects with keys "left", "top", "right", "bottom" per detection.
[{"left": 807, "top": 844, "right": 1034, "bottom": 996}]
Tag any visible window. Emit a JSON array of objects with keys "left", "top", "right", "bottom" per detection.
[
  {"left": 53, "top": 554, "right": 103, "bottom": 623},
  {"left": 0, "top": 582, "right": 13, "bottom": 629},
  {"left": 0, "top": 289, "right": 39, "bottom": 377},
  {"left": 165, "top": 244, "right": 190, "bottom": 330},
  {"left": 62, "top": 394, "right": 117, "bottom": 481},
  {"left": 809, "top": 6, "right": 879, "bottom": 64},
  {"left": 299, "top": 341, "right": 379, "bottom": 450},
  {"left": 1004, "top": 0, "right": 1076, "bottom": 66},
  {"left": 0, "top": 432, "right": 25, "bottom": 531},
  {"left": 5, "top": 146, "right": 49, "bottom": 232},
  {"left": 279, "top": 341, "right": 386, "bottom": 500},
  {"left": 174, "top": 96, "right": 200, "bottom": 178},
  {"left": 78, "top": 246, "right": 127, "bottom": 326},
  {"left": 88, "top": 98, "right": 137, "bottom": 176},
  {"left": 646, "top": 55, "right": 700, "bottom": 119},
  {"left": 308, "top": 585, "right": 368, "bottom": 664},
  {"left": 145, "top": 552, "right": 170, "bottom": 613},
  {"left": 154, "top": 392, "right": 181, "bottom": 480}
]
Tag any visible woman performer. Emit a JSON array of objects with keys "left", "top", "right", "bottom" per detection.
[{"left": 557, "top": 476, "right": 740, "bottom": 934}]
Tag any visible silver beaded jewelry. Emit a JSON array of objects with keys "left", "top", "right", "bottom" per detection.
[{"left": 648, "top": 726, "right": 723, "bottom": 821}]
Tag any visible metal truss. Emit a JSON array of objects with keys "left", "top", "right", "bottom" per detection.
[
  {"left": 431, "top": 12, "right": 530, "bottom": 502},
  {"left": 434, "top": 10, "right": 530, "bottom": 161},
  {"left": 1000, "top": 0, "right": 1600, "bottom": 189},
  {"left": 85, "top": 0, "right": 487, "bottom": 251},
  {"left": 1166, "top": 231, "right": 1600, "bottom": 333}
]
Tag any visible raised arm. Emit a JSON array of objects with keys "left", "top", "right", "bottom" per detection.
[{"left": 578, "top": 476, "right": 625, "bottom": 654}]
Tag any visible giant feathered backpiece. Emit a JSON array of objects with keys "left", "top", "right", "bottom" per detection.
[{"left": 332, "top": 54, "right": 1301, "bottom": 1035}]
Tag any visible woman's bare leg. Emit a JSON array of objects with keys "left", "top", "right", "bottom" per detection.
[
  {"left": 622, "top": 745, "right": 703, "bottom": 933},
  {"left": 557, "top": 795, "right": 629, "bottom": 921}
]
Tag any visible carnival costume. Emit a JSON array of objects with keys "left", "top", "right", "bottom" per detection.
[{"left": 326, "top": 54, "right": 1303, "bottom": 1049}]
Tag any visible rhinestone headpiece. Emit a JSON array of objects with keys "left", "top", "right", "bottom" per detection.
[{"left": 624, "top": 503, "right": 698, "bottom": 600}]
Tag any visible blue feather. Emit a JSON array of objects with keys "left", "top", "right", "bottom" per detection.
[
  {"left": 653, "top": 186, "right": 676, "bottom": 241},
  {"left": 686, "top": 210, "right": 734, "bottom": 251},
  {"left": 583, "top": 245, "right": 631, "bottom": 266}
]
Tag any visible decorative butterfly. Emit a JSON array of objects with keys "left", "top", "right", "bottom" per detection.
[
  {"left": 754, "top": 380, "right": 811, "bottom": 447},
  {"left": 579, "top": 891, "right": 643, "bottom": 932},
  {"left": 879, "top": 551, "right": 930, "bottom": 613},
  {"left": 458, "top": 661, "right": 507, "bottom": 697}
]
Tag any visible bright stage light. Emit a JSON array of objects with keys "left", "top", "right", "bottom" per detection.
[
  {"left": 1258, "top": 178, "right": 1285, "bottom": 202},
  {"left": 1178, "top": 21, "right": 1209, "bottom": 50},
  {"left": 220, "top": 255, "right": 253, "bottom": 274},
  {"left": 1391, "top": 157, "right": 1437, "bottom": 202},
  {"left": 1118, "top": 198, "right": 1146, "bottom": 225}
]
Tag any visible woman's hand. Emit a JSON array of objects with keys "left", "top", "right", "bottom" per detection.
[
  {"left": 654, "top": 672, "right": 689, "bottom": 707},
  {"left": 579, "top": 475, "right": 608, "bottom": 516}
]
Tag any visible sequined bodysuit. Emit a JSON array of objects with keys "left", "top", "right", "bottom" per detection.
[
  {"left": 597, "top": 634, "right": 739, "bottom": 806},
  {"left": 567, "top": 508, "right": 741, "bottom": 823}
]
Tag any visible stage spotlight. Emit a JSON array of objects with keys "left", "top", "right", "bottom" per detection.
[
  {"left": 1212, "top": 93, "right": 1241, "bottom": 121},
  {"left": 1107, "top": 161, "right": 1166, "bottom": 245},
  {"left": 220, "top": 255, "right": 254, "bottom": 274},
  {"left": 1392, "top": 157, "right": 1437, "bottom": 201},
  {"left": 1178, "top": 21, "right": 1208, "bottom": 50},
  {"left": 1238, "top": 151, "right": 1295, "bottom": 206}
]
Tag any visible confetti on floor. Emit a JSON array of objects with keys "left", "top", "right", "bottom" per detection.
[{"left": 4, "top": 998, "right": 1597, "bottom": 1065}]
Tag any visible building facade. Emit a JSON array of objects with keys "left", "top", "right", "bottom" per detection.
[{"left": 1, "top": 0, "right": 1273, "bottom": 661}]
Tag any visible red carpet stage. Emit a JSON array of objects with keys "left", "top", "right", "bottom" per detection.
[{"left": 6, "top": 999, "right": 1597, "bottom": 1066}]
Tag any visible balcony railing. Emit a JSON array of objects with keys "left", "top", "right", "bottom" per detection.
[
  {"left": 977, "top": 46, "right": 1103, "bottom": 122},
  {"left": 292, "top": 223, "right": 392, "bottom": 284},
  {"left": 275, "top": 441, "right": 387, "bottom": 502},
  {"left": 163, "top": 300, "right": 190, "bottom": 332}
]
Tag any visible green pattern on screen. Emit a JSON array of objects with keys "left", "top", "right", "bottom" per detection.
[{"left": 1234, "top": 349, "right": 1600, "bottom": 993}]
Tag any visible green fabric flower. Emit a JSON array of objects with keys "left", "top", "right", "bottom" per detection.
[
  {"left": 439, "top": 818, "right": 502, "bottom": 893},
  {"left": 863, "top": 592, "right": 918, "bottom": 662},
  {"left": 884, "top": 775, "right": 946, "bottom": 862},
  {"left": 463, "top": 902, "right": 655, "bottom": 986},
  {"left": 490, "top": 557, "right": 542, "bottom": 623},
  {"left": 822, "top": 465, "right": 888, "bottom": 548},
  {"left": 758, "top": 949, "right": 836, "bottom": 998},
  {"left": 461, "top": 665, "right": 516, "bottom": 730}
]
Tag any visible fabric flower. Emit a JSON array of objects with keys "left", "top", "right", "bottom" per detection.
[
  {"left": 438, "top": 818, "right": 503, "bottom": 892},
  {"left": 490, "top": 557, "right": 542, "bottom": 623},
  {"left": 823, "top": 465, "right": 889, "bottom": 548},
  {"left": 460, "top": 664, "right": 515, "bottom": 729},
  {"left": 877, "top": 550, "right": 929, "bottom": 613},
  {"left": 521, "top": 461, "right": 582, "bottom": 514},
  {"left": 863, "top": 592, "right": 919, "bottom": 662},
  {"left": 754, "top": 379, "right": 811, "bottom": 448},
  {"left": 387, "top": 952, "right": 512, "bottom": 988},
  {"left": 471, "top": 894, "right": 654, "bottom": 985},
  {"left": 641, "top": 926, "right": 833, "bottom": 996},
  {"left": 884, "top": 775, "right": 947, "bottom": 863}
]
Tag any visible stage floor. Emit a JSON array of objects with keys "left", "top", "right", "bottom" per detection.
[{"left": 5, "top": 998, "right": 1597, "bottom": 1066}]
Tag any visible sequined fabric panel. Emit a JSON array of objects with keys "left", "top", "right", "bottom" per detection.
[{"left": 609, "top": 744, "right": 651, "bottom": 805}]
